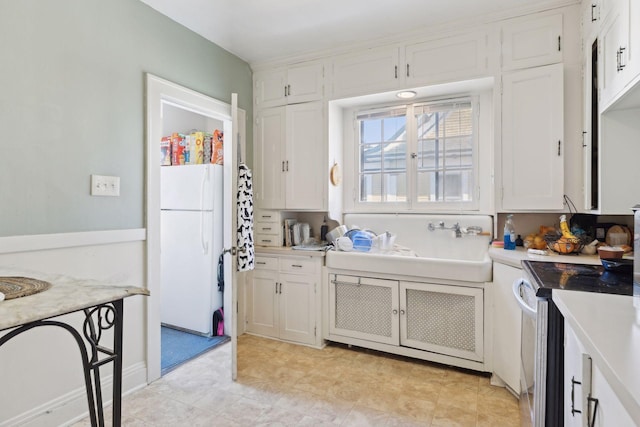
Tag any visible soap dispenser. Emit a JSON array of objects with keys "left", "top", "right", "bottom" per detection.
[{"left": 504, "top": 215, "right": 516, "bottom": 250}]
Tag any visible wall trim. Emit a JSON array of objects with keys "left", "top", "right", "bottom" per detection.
[
  {"left": 0, "top": 362, "right": 148, "bottom": 427},
  {"left": 0, "top": 229, "right": 147, "bottom": 255}
]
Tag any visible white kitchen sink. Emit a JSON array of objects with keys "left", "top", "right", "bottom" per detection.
[
  {"left": 326, "top": 213, "right": 494, "bottom": 283},
  {"left": 325, "top": 250, "right": 492, "bottom": 283}
]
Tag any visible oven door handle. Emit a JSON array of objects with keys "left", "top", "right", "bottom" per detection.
[{"left": 512, "top": 278, "right": 537, "bottom": 318}]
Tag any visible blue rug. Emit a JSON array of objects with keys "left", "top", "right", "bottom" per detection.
[{"left": 161, "top": 326, "right": 229, "bottom": 375}]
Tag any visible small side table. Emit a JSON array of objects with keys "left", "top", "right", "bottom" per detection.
[{"left": 0, "top": 275, "right": 149, "bottom": 427}]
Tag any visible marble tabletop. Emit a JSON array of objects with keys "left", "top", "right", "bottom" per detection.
[{"left": 0, "top": 269, "right": 148, "bottom": 332}]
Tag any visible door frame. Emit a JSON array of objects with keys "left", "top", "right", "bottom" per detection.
[{"left": 145, "top": 74, "right": 236, "bottom": 382}]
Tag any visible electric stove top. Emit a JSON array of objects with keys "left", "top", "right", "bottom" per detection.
[{"left": 522, "top": 260, "right": 633, "bottom": 298}]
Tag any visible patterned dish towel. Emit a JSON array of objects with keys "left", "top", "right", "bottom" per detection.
[{"left": 237, "top": 163, "right": 255, "bottom": 271}]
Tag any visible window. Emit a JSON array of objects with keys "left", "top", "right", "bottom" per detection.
[{"left": 355, "top": 98, "right": 477, "bottom": 210}]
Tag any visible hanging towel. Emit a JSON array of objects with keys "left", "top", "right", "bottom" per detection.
[
  {"left": 237, "top": 163, "right": 255, "bottom": 271},
  {"left": 217, "top": 253, "right": 224, "bottom": 292}
]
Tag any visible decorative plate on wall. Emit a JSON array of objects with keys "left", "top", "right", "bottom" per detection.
[{"left": 330, "top": 162, "right": 342, "bottom": 186}]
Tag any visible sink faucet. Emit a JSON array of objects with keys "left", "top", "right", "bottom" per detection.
[{"left": 452, "top": 223, "right": 462, "bottom": 238}]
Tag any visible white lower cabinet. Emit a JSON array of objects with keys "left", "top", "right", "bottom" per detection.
[
  {"left": 247, "top": 254, "right": 320, "bottom": 346},
  {"left": 329, "top": 274, "right": 484, "bottom": 363},
  {"left": 564, "top": 321, "right": 635, "bottom": 427},
  {"left": 492, "top": 263, "right": 523, "bottom": 394}
]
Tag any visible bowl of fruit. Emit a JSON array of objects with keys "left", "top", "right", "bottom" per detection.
[{"left": 544, "top": 215, "right": 586, "bottom": 255}]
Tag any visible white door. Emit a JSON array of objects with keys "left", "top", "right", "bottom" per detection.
[
  {"left": 285, "top": 101, "right": 325, "bottom": 210},
  {"left": 254, "top": 106, "right": 286, "bottom": 209},
  {"left": 501, "top": 63, "right": 564, "bottom": 210},
  {"left": 279, "top": 273, "right": 316, "bottom": 345},
  {"left": 399, "top": 281, "right": 484, "bottom": 362},
  {"left": 223, "top": 93, "right": 240, "bottom": 380}
]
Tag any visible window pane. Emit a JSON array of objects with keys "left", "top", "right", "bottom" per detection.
[
  {"left": 361, "top": 144, "right": 381, "bottom": 172},
  {"left": 417, "top": 171, "right": 443, "bottom": 202},
  {"left": 383, "top": 142, "right": 406, "bottom": 171},
  {"left": 383, "top": 116, "right": 406, "bottom": 141},
  {"left": 360, "top": 174, "right": 382, "bottom": 202},
  {"left": 384, "top": 173, "right": 407, "bottom": 202},
  {"left": 361, "top": 120, "right": 382, "bottom": 144}
]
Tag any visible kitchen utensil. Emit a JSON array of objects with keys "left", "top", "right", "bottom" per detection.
[
  {"left": 598, "top": 246, "right": 624, "bottom": 259},
  {"left": 326, "top": 225, "right": 347, "bottom": 243},
  {"left": 335, "top": 236, "right": 353, "bottom": 251},
  {"left": 600, "top": 258, "right": 633, "bottom": 272}
]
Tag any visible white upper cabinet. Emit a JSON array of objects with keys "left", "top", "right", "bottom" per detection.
[
  {"left": 254, "top": 61, "right": 324, "bottom": 108},
  {"left": 599, "top": 0, "right": 640, "bottom": 110},
  {"left": 331, "top": 45, "right": 401, "bottom": 98},
  {"left": 501, "top": 63, "right": 564, "bottom": 210},
  {"left": 501, "top": 14, "right": 563, "bottom": 70},
  {"left": 405, "top": 31, "right": 488, "bottom": 87},
  {"left": 331, "top": 33, "right": 489, "bottom": 99},
  {"left": 254, "top": 102, "right": 326, "bottom": 210},
  {"left": 600, "top": 0, "right": 629, "bottom": 109}
]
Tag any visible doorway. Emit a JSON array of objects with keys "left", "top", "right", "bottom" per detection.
[{"left": 145, "top": 74, "right": 242, "bottom": 382}]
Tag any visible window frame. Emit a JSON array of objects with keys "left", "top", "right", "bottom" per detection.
[{"left": 349, "top": 95, "right": 480, "bottom": 212}]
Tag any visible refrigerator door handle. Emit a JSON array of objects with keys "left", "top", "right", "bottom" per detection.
[{"left": 200, "top": 167, "right": 209, "bottom": 254}]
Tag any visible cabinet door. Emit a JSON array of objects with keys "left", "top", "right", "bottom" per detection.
[
  {"left": 286, "top": 61, "right": 324, "bottom": 105},
  {"left": 501, "top": 14, "right": 563, "bottom": 70},
  {"left": 501, "top": 63, "right": 564, "bottom": 210},
  {"left": 246, "top": 268, "right": 279, "bottom": 338},
  {"left": 285, "top": 102, "right": 325, "bottom": 210},
  {"left": 600, "top": 0, "right": 630, "bottom": 110},
  {"left": 329, "top": 274, "right": 400, "bottom": 345},
  {"left": 492, "top": 263, "right": 523, "bottom": 394},
  {"left": 255, "top": 68, "right": 287, "bottom": 108},
  {"left": 331, "top": 45, "right": 400, "bottom": 98},
  {"left": 405, "top": 32, "right": 487, "bottom": 87},
  {"left": 254, "top": 107, "right": 286, "bottom": 209},
  {"left": 399, "top": 281, "right": 484, "bottom": 362},
  {"left": 279, "top": 272, "right": 316, "bottom": 345},
  {"left": 563, "top": 321, "right": 588, "bottom": 426}
]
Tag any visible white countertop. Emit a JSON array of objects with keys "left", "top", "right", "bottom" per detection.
[
  {"left": 489, "top": 246, "right": 602, "bottom": 269},
  {"left": 553, "top": 289, "right": 640, "bottom": 422}
]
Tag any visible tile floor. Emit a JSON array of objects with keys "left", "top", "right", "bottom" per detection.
[{"left": 74, "top": 334, "right": 521, "bottom": 426}]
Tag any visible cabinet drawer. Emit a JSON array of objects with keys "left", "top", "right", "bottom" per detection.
[
  {"left": 255, "top": 234, "right": 281, "bottom": 247},
  {"left": 255, "top": 222, "right": 280, "bottom": 234},
  {"left": 279, "top": 257, "right": 317, "bottom": 274},
  {"left": 255, "top": 210, "right": 280, "bottom": 223},
  {"left": 254, "top": 256, "right": 279, "bottom": 271}
]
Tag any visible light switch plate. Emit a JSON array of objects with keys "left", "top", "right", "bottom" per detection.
[{"left": 91, "top": 174, "right": 120, "bottom": 197}]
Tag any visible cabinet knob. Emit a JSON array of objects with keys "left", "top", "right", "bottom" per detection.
[{"left": 392, "top": 309, "right": 398, "bottom": 315}]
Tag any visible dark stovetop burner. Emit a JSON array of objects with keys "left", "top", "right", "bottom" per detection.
[{"left": 522, "top": 260, "right": 634, "bottom": 298}]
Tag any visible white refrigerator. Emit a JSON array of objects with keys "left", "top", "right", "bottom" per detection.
[{"left": 160, "top": 164, "right": 223, "bottom": 336}]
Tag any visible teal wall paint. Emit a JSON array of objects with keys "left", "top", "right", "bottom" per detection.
[{"left": 0, "top": 0, "right": 252, "bottom": 236}]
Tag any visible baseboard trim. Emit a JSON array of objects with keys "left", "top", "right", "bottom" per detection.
[
  {"left": 0, "top": 229, "right": 146, "bottom": 254},
  {"left": 0, "top": 362, "right": 148, "bottom": 427}
]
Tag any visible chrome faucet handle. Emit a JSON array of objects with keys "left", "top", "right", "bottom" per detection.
[
  {"left": 428, "top": 222, "right": 435, "bottom": 231},
  {"left": 438, "top": 221, "right": 445, "bottom": 229}
]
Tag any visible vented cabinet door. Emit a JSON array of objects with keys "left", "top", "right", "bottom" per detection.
[
  {"left": 400, "top": 281, "right": 483, "bottom": 362},
  {"left": 329, "top": 274, "right": 399, "bottom": 345}
]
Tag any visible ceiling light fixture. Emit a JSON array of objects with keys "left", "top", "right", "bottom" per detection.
[{"left": 396, "top": 90, "right": 417, "bottom": 99}]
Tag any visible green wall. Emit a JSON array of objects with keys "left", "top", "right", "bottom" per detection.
[{"left": 0, "top": 0, "right": 252, "bottom": 236}]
